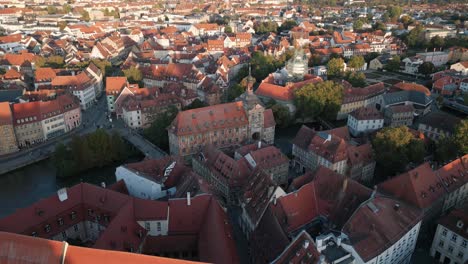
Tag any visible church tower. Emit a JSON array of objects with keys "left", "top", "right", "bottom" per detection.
[{"left": 236, "top": 65, "right": 265, "bottom": 141}]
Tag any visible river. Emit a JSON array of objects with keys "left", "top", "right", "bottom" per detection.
[{"left": 0, "top": 158, "right": 139, "bottom": 218}]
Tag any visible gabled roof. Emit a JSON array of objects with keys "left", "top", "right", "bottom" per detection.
[
  {"left": 378, "top": 162, "right": 444, "bottom": 209},
  {"left": 342, "top": 196, "right": 422, "bottom": 262},
  {"left": 271, "top": 230, "right": 321, "bottom": 264},
  {"left": 168, "top": 102, "right": 249, "bottom": 136}
]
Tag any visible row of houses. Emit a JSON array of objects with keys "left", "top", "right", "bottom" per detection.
[{"left": 0, "top": 93, "right": 81, "bottom": 155}]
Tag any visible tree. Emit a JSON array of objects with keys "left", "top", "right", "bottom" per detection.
[
  {"left": 143, "top": 106, "right": 179, "bottom": 151},
  {"left": 382, "top": 12, "right": 390, "bottom": 23},
  {"left": 224, "top": 25, "right": 233, "bottom": 34},
  {"left": 58, "top": 21, "right": 68, "bottom": 31},
  {"left": 345, "top": 72, "right": 366, "bottom": 87},
  {"left": 327, "top": 58, "right": 345, "bottom": 79},
  {"left": 47, "top": 6, "right": 57, "bottom": 14},
  {"left": 227, "top": 83, "right": 245, "bottom": 102},
  {"left": 372, "top": 126, "right": 426, "bottom": 177},
  {"left": 81, "top": 10, "right": 90, "bottom": 22},
  {"left": 400, "top": 15, "right": 413, "bottom": 27},
  {"left": 405, "top": 24, "right": 425, "bottom": 48},
  {"left": 387, "top": 6, "right": 402, "bottom": 22},
  {"left": 418, "top": 62, "right": 435, "bottom": 76},
  {"left": 278, "top": 20, "right": 297, "bottom": 32},
  {"left": 254, "top": 21, "right": 278, "bottom": 34},
  {"left": 454, "top": 120, "right": 468, "bottom": 155},
  {"left": 90, "top": 59, "right": 112, "bottom": 77},
  {"left": 123, "top": 66, "right": 143, "bottom": 86},
  {"left": 353, "top": 20, "right": 364, "bottom": 31},
  {"left": 183, "top": 99, "right": 207, "bottom": 110},
  {"left": 434, "top": 136, "right": 459, "bottom": 163},
  {"left": 46, "top": 56, "right": 65, "bottom": 68},
  {"left": 364, "top": 52, "right": 380, "bottom": 63},
  {"left": 384, "top": 55, "right": 401, "bottom": 72},
  {"left": 34, "top": 57, "right": 46, "bottom": 68},
  {"left": 429, "top": 35, "right": 445, "bottom": 49},
  {"left": 271, "top": 103, "right": 292, "bottom": 128},
  {"left": 347, "top": 55, "right": 365, "bottom": 70},
  {"left": 53, "top": 130, "right": 132, "bottom": 178},
  {"left": 63, "top": 4, "right": 72, "bottom": 13},
  {"left": 293, "top": 80, "right": 343, "bottom": 120}
]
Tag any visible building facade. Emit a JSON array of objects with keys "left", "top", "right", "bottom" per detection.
[
  {"left": 347, "top": 106, "right": 384, "bottom": 137},
  {"left": 168, "top": 88, "right": 275, "bottom": 156},
  {"left": 430, "top": 208, "right": 467, "bottom": 264},
  {"left": 384, "top": 105, "right": 414, "bottom": 127},
  {"left": 0, "top": 102, "right": 18, "bottom": 155}
]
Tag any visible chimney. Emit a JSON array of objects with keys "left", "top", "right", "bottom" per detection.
[
  {"left": 319, "top": 255, "right": 326, "bottom": 264},
  {"left": 187, "top": 192, "right": 191, "bottom": 206},
  {"left": 337, "top": 235, "right": 342, "bottom": 247},
  {"left": 341, "top": 177, "right": 348, "bottom": 195},
  {"left": 371, "top": 185, "right": 377, "bottom": 199},
  {"left": 57, "top": 188, "right": 68, "bottom": 202},
  {"left": 257, "top": 141, "right": 261, "bottom": 149},
  {"left": 303, "top": 240, "right": 310, "bottom": 249}
]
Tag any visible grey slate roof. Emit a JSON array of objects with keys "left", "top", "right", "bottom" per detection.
[{"left": 383, "top": 90, "right": 433, "bottom": 107}]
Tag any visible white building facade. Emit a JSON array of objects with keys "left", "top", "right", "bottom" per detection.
[
  {"left": 115, "top": 166, "right": 175, "bottom": 200},
  {"left": 430, "top": 216, "right": 467, "bottom": 264}
]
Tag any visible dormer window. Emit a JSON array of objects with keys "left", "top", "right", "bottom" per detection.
[
  {"left": 31, "top": 231, "right": 37, "bottom": 237},
  {"left": 70, "top": 211, "right": 76, "bottom": 220},
  {"left": 57, "top": 218, "right": 64, "bottom": 226},
  {"left": 457, "top": 220, "right": 464, "bottom": 229},
  {"left": 44, "top": 224, "right": 51, "bottom": 233},
  {"left": 88, "top": 208, "right": 93, "bottom": 216}
]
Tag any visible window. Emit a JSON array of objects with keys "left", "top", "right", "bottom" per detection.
[
  {"left": 145, "top": 222, "right": 150, "bottom": 231},
  {"left": 157, "top": 222, "right": 161, "bottom": 232},
  {"left": 439, "top": 240, "right": 444, "bottom": 248},
  {"left": 451, "top": 234, "right": 458, "bottom": 242},
  {"left": 70, "top": 211, "right": 76, "bottom": 220},
  {"left": 104, "top": 214, "right": 110, "bottom": 223},
  {"left": 57, "top": 218, "right": 64, "bottom": 226},
  {"left": 442, "top": 229, "right": 448, "bottom": 236},
  {"left": 87, "top": 208, "right": 93, "bottom": 216},
  {"left": 457, "top": 251, "right": 464, "bottom": 259},
  {"left": 462, "top": 240, "right": 467, "bottom": 248},
  {"left": 74, "top": 225, "right": 78, "bottom": 232},
  {"left": 62, "top": 231, "right": 67, "bottom": 239},
  {"left": 44, "top": 224, "right": 51, "bottom": 233},
  {"left": 448, "top": 246, "right": 454, "bottom": 253}
]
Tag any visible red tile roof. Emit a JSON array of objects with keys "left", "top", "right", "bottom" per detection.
[
  {"left": 349, "top": 106, "right": 383, "bottom": 121},
  {"left": 35, "top": 67, "right": 57, "bottom": 82},
  {"left": 0, "top": 183, "right": 239, "bottom": 263},
  {"left": 106, "top": 77, "right": 128, "bottom": 95},
  {"left": 256, "top": 74, "right": 323, "bottom": 102},
  {"left": 342, "top": 82, "right": 385, "bottom": 104},
  {"left": 342, "top": 196, "right": 422, "bottom": 262},
  {"left": 378, "top": 162, "right": 445, "bottom": 209},
  {"left": 3, "top": 68, "right": 21, "bottom": 80},
  {"left": 393, "top": 82, "right": 431, "bottom": 96},
  {"left": 169, "top": 101, "right": 249, "bottom": 136},
  {"left": 271, "top": 230, "right": 321, "bottom": 264},
  {"left": 0, "top": 232, "right": 200, "bottom": 264},
  {"left": 3, "top": 52, "right": 36, "bottom": 66}
]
